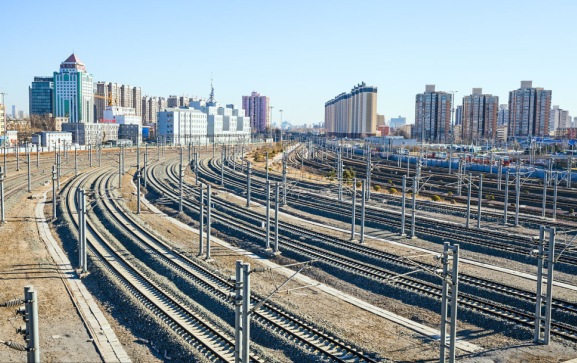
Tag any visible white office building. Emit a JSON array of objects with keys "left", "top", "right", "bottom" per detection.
[
  {"left": 157, "top": 107, "right": 209, "bottom": 144},
  {"left": 53, "top": 54, "right": 94, "bottom": 123},
  {"left": 188, "top": 101, "right": 251, "bottom": 143},
  {"left": 32, "top": 131, "right": 73, "bottom": 147}
]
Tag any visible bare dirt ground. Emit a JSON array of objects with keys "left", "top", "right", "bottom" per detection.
[{"left": 0, "top": 180, "right": 102, "bottom": 362}]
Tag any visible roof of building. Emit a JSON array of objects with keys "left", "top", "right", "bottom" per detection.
[{"left": 63, "top": 54, "right": 83, "bottom": 64}]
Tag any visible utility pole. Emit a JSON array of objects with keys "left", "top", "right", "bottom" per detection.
[
  {"left": 439, "top": 242, "right": 460, "bottom": 363},
  {"left": 52, "top": 166, "right": 57, "bottom": 220},
  {"left": 504, "top": 172, "right": 509, "bottom": 224},
  {"left": 179, "top": 147, "right": 183, "bottom": 213},
  {"left": 533, "top": 226, "right": 555, "bottom": 345},
  {"left": 553, "top": 173, "right": 558, "bottom": 220},
  {"left": 567, "top": 156, "right": 572, "bottom": 188},
  {"left": 199, "top": 184, "right": 204, "bottom": 256},
  {"left": 401, "top": 175, "right": 406, "bottom": 236},
  {"left": 57, "top": 154, "right": 61, "bottom": 190},
  {"left": 466, "top": 174, "right": 471, "bottom": 228},
  {"left": 360, "top": 180, "right": 365, "bottom": 244},
  {"left": 25, "top": 285, "right": 40, "bottom": 363},
  {"left": 221, "top": 148, "right": 225, "bottom": 187},
  {"left": 282, "top": 150, "right": 287, "bottom": 206},
  {"left": 0, "top": 167, "right": 4, "bottom": 223},
  {"left": 118, "top": 149, "right": 122, "bottom": 188},
  {"left": 477, "top": 175, "right": 482, "bottom": 229},
  {"left": 265, "top": 152, "right": 269, "bottom": 183},
  {"left": 515, "top": 169, "right": 520, "bottom": 226},
  {"left": 542, "top": 173, "right": 548, "bottom": 218},
  {"left": 410, "top": 176, "right": 417, "bottom": 239},
  {"left": 78, "top": 189, "right": 87, "bottom": 273},
  {"left": 274, "top": 182, "right": 280, "bottom": 255},
  {"left": 206, "top": 184, "right": 212, "bottom": 261},
  {"left": 351, "top": 178, "right": 356, "bottom": 241},
  {"left": 265, "top": 181, "right": 271, "bottom": 251},
  {"left": 36, "top": 144, "right": 39, "bottom": 169},
  {"left": 75, "top": 146, "right": 78, "bottom": 176},
  {"left": 27, "top": 145, "right": 31, "bottom": 192},
  {"left": 246, "top": 162, "right": 251, "bottom": 208}
]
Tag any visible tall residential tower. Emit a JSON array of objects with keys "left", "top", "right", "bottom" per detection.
[
  {"left": 324, "top": 82, "right": 378, "bottom": 138},
  {"left": 242, "top": 91, "right": 270, "bottom": 133},
  {"left": 460, "top": 88, "right": 498, "bottom": 141},
  {"left": 414, "top": 85, "right": 451, "bottom": 142},
  {"left": 507, "top": 81, "right": 552, "bottom": 139}
]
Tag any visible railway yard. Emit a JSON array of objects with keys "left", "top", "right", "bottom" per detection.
[{"left": 0, "top": 140, "right": 576, "bottom": 362}]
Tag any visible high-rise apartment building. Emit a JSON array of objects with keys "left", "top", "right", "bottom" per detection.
[
  {"left": 120, "top": 85, "right": 133, "bottom": 110},
  {"left": 132, "top": 87, "right": 142, "bottom": 117},
  {"left": 455, "top": 105, "right": 462, "bottom": 125},
  {"left": 550, "top": 105, "right": 571, "bottom": 131},
  {"left": 95, "top": 82, "right": 120, "bottom": 121},
  {"left": 54, "top": 54, "right": 94, "bottom": 123},
  {"left": 12, "top": 105, "right": 18, "bottom": 119},
  {"left": 168, "top": 95, "right": 178, "bottom": 108},
  {"left": 29, "top": 77, "right": 54, "bottom": 116},
  {"left": 377, "top": 114, "right": 385, "bottom": 126},
  {"left": 414, "top": 85, "right": 451, "bottom": 142},
  {"left": 460, "top": 88, "right": 499, "bottom": 141},
  {"left": 241, "top": 91, "right": 269, "bottom": 133},
  {"left": 507, "top": 81, "right": 552, "bottom": 139},
  {"left": 142, "top": 96, "right": 159, "bottom": 124},
  {"left": 497, "top": 104, "right": 508, "bottom": 126},
  {"left": 158, "top": 97, "right": 167, "bottom": 112},
  {"left": 324, "top": 82, "right": 378, "bottom": 138},
  {"left": 390, "top": 116, "right": 406, "bottom": 129}
]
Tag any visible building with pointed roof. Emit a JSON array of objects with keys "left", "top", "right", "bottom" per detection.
[{"left": 53, "top": 54, "right": 94, "bottom": 123}]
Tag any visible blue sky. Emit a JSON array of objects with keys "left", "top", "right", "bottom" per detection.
[{"left": 1, "top": 0, "right": 575, "bottom": 126}]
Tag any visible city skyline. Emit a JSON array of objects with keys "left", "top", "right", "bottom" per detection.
[{"left": 0, "top": 0, "right": 575, "bottom": 127}]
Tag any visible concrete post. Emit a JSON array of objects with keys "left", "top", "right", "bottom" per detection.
[
  {"left": 401, "top": 175, "right": 406, "bottom": 236},
  {"left": 477, "top": 175, "right": 482, "bottom": 228},
  {"left": 52, "top": 166, "right": 57, "bottom": 220},
  {"left": 221, "top": 149, "right": 225, "bottom": 186},
  {"left": 439, "top": 242, "right": 460, "bottom": 363},
  {"left": 282, "top": 151, "right": 287, "bottom": 206},
  {"left": 16, "top": 143, "right": 20, "bottom": 171},
  {"left": 179, "top": 147, "right": 183, "bottom": 213},
  {"left": 118, "top": 150, "right": 122, "bottom": 188},
  {"left": 36, "top": 144, "right": 39, "bottom": 169},
  {"left": 351, "top": 178, "right": 356, "bottom": 240},
  {"left": 81, "top": 189, "right": 87, "bottom": 272},
  {"left": 57, "top": 154, "right": 61, "bottom": 190},
  {"left": 534, "top": 227, "right": 555, "bottom": 345},
  {"left": 265, "top": 152, "right": 269, "bottom": 183}
]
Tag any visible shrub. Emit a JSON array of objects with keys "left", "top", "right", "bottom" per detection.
[
  {"left": 374, "top": 185, "right": 381, "bottom": 192},
  {"left": 356, "top": 182, "right": 362, "bottom": 188},
  {"left": 447, "top": 191, "right": 453, "bottom": 197},
  {"left": 438, "top": 179, "right": 443, "bottom": 184},
  {"left": 523, "top": 190, "right": 530, "bottom": 194},
  {"left": 511, "top": 203, "right": 516, "bottom": 207},
  {"left": 485, "top": 195, "right": 495, "bottom": 201},
  {"left": 431, "top": 195, "right": 441, "bottom": 202},
  {"left": 450, "top": 199, "right": 456, "bottom": 204},
  {"left": 388, "top": 180, "right": 394, "bottom": 185},
  {"left": 388, "top": 188, "right": 397, "bottom": 194},
  {"left": 569, "top": 208, "right": 574, "bottom": 214}
]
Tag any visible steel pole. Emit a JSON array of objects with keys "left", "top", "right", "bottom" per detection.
[
  {"left": 504, "top": 172, "right": 509, "bottom": 224},
  {"left": 542, "top": 173, "right": 548, "bottom": 218},
  {"left": 360, "top": 180, "right": 365, "bottom": 244},
  {"left": 351, "top": 178, "right": 356, "bottom": 240},
  {"left": 477, "top": 175, "right": 482, "bottom": 228},
  {"left": 27, "top": 147, "right": 31, "bottom": 192},
  {"left": 274, "top": 182, "right": 280, "bottom": 254},
  {"left": 234, "top": 260, "right": 243, "bottom": 363},
  {"left": 411, "top": 176, "right": 417, "bottom": 238},
  {"left": 0, "top": 167, "right": 4, "bottom": 223},
  {"left": 206, "top": 184, "right": 212, "bottom": 260},
  {"left": 515, "top": 171, "right": 520, "bottom": 226},
  {"left": 401, "top": 175, "right": 406, "bottom": 236},
  {"left": 199, "top": 185, "right": 204, "bottom": 256},
  {"left": 75, "top": 146, "right": 78, "bottom": 176},
  {"left": 553, "top": 173, "right": 558, "bottom": 220},
  {"left": 241, "top": 263, "right": 250, "bottom": 363},
  {"left": 52, "top": 166, "right": 57, "bottom": 220},
  {"left": 25, "top": 286, "right": 40, "bottom": 363},
  {"left": 466, "top": 174, "right": 471, "bottom": 228},
  {"left": 266, "top": 181, "right": 271, "bottom": 250}
]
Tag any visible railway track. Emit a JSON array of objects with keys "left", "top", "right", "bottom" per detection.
[
  {"left": 148, "top": 156, "right": 577, "bottom": 342},
  {"left": 98, "top": 163, "right": 378, "bottom": 363},
  {"left": 64, "top": 167, "right": 256, "bottom": 363},
  {"left": 207, "top": 155, "right": 577, "bottom": 266}
]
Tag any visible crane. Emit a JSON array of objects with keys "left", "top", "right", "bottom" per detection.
[{"left": 94, "top": 91, "right": 118, "bottom": 107}]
